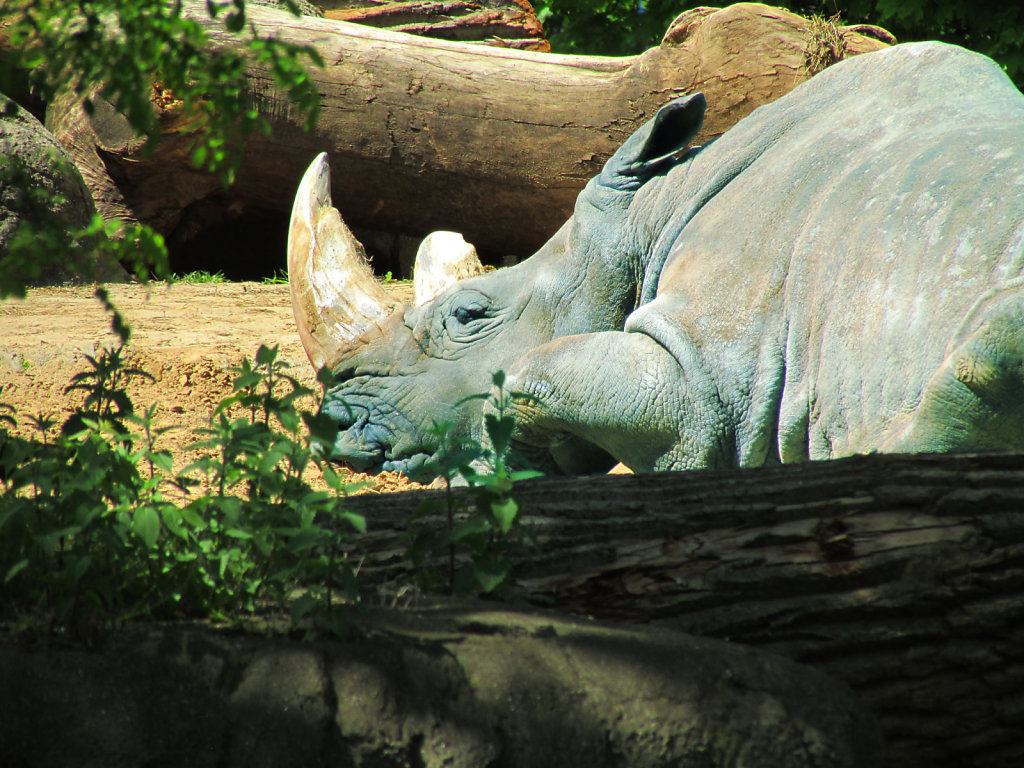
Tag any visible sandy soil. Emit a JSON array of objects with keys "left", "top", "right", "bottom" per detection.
[{"left": 0, "top": 281, "right": 424, "bottom": 494}]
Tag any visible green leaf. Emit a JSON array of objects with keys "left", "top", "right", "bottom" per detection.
[
  {"left": 151, "top": 450, "right": 174, "bottom": 473},
  {"left": 180, "top": 502, "right": 209, "bottom": 531},
  {"left": 341, "top": 511, "right": 367, "bottom": 534},
  {"left": 233, "top": 371, "right": 263, "bottom": 390},
  {"left": 290, "top": 593, "right": 321, "bottom": 626},
  {"left": 4, "top": 559, "right": 29, "bottom": 584},
  {"left": 490, "top": 497, "right": 518, "bottom": 535},
  {"left": 303, "top": 411, "right": 339, "bottom": 451},
  {"left": 69, "top": 555, "right": 94, "bottom": 585},
  {"left": 484, "top": 413, "right": 516, "bottom": 455},
  {"left": 451, "top": 514, "right": 492, "bottom": 542},
  {"left": 472, "top": 555, "right": 510, "bottom": 594},
  {"left": 133, "top": 506, "right": 161, "bottom": 548},
  {"left": 255, "top": 344, "right": 279, "bottom": 367},
  {"left": 316, "top": 365, "right": 335, "bottom": 389}
]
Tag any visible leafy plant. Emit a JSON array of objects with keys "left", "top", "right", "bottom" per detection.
[
  {"left": 0, "top": 342, "right": 366, "bottom": 639},
  {"left": 2, "top": 0, "right": 322, "bottom": 185},
  {"left": 0, "top": 331, "right": 541, "bottom": 639},
  {"left": 170, "top": 346, "right": 369, "bottom": 635},
  {"left": 0, "top": 0, "right": 322, "bottom": 300},
  {"left": 403, "top": 371, "right": 542, "bottom": 596},
  {"left": 0, "top": 346, "right": 177, "bottom": 635}
]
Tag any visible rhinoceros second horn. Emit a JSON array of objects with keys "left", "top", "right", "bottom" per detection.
[
  {"left": 413, "top": 231, "right": 485, "bottom": 306},
  {"left": 287, "top": 152, "right": 395, "bottom": 371}
]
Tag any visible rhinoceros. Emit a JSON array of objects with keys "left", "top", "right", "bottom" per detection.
[{"left": 288, "top": 41, "right": 1024, "bottom": 477}]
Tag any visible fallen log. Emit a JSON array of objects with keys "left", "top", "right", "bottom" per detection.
[
  {"left": 344, "top": 450, "right": 1024, "bottom": 768},
  {"left": 45, "top": 3, "right": 889, "bottom": 270},
  {"left": 320, "top": 0, "right": 550, "bottom": 50}
]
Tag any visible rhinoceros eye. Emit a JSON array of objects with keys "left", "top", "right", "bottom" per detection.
[{"left": 453, "top": 305, "right": 486, "bottom": 325}]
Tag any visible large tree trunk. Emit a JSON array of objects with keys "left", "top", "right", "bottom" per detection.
[
  {"left": 344, "top": 450, "right": 1024, "bottom": 768},
  {"left": 46, "top": 3, "right": 890, "bottom": 270}
]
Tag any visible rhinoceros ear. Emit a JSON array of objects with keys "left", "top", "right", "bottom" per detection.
[{"left": 598, "top": 93, "right": 706, "bottom": 193}]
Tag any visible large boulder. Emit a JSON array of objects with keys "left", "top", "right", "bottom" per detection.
[
  {"left": 0, "top": 602, "right": 882, "bottom": 768},
  {"left": 0, "top": 94, "right": 126, "bottom": 287}
]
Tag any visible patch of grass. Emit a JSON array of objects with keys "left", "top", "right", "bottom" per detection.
[
  {"left": 171, "top": 270, "right": 227, "bottom": 284},
  {"left": 262, "top": 270, "right": 289, "bottom": 285},
  {"left": 805, "top": 13, "right": 848, "bottom": 76}
]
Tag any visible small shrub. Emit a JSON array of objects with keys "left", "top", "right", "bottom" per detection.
[
  {"left": 0, "top": 343, "right": 365, "bottom": 639},
  {"left": 403, "top": 371, "right": 542, "bottom": 596},
  {"left": 0, "top": 340, "right": 537, "bottom": 639}
]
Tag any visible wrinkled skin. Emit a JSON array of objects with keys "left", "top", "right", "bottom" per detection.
[{"left": 311, "top": 42, "right": 1024, "bottom": 476}]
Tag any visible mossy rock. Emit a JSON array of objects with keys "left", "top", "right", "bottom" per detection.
[
  {"left": 0, "top": 600, "right": 883, "bottom": 768},
  {"left": 0, "top": 94, "right": 127, "bottom": 287}
]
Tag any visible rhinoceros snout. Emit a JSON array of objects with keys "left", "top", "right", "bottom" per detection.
[
  {"left": 328, "top": 429, "right": 384, "bottom": 472},
  {"left": 319, "top": 388, "right": 433, "bottom": 475}
]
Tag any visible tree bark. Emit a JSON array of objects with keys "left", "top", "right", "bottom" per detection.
[
  {"left": 321, "top": 0, "right": 550, "bottom": 50},
  {"left": 345, "top": 450, "right": 1024, "bottom": 768},
  {"left": 46, "top": 3, "right": 889, "bottom": 265}
]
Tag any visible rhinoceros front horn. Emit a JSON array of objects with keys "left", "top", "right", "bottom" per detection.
[{"left": 288, "top": 153, "right": 397, "bottom": 371}]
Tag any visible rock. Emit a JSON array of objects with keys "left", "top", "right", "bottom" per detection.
[
  {"left": 0, "top": 600, "right": 882, "bottom": 768},
  {"left": 0, "top": 93, "right": 127, "bottom": 286}
]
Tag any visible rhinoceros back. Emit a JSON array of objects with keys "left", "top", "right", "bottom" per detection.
[{"left": 633, "top": 42, "right": 1024, "bottom": 463}]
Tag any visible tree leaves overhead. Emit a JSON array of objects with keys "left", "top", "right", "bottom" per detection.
[
  {"left": 535, "top": 0, "right": 1024, "bottom": 90},
  {"left": 2, "top": 0, "right": 323, "bottom": 185}
]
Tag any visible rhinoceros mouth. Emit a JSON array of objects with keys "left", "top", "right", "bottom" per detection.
[{"left": 321, "top": 390, "right": 436, "bottom": 476}]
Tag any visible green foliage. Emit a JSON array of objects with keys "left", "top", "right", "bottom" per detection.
[
  {"left": 535, "top": 0, "right": 1024, "bottom": 89},
  {"left": 0, "top": 329, "right": 537, "bottom": 638},
  {"left": 0, "top": 195, "right": 171, "bottom": 300},
  {"left": 0, "top": 342, "right": 366, "bottom": 639},
  {"left": 262, "top": 269, "right": 289, "bottom": 285},
  {"left": 403, "top": 371, "right": 542, "bottom": 597},
  {"left": 2, "top": 0, "right": 323, "bottom": 185},
  {"left": 0, "top": 0, "right": 322, "bottom": 299}
]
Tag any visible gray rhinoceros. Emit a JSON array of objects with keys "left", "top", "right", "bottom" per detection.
[{"left": 288, "top": 41, "right": 1024, "bottom": 476}]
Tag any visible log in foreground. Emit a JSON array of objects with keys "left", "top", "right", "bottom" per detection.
[
  {"left": 346, "top": 450, "right": 1024, "bottom": 768},
  {"left": 47, "top": 3, "right": 890, "bottom": 260}
]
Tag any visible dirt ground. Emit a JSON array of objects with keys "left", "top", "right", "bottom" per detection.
[{"left": 0, "top": 280, "right": 424, "bottom": 494}]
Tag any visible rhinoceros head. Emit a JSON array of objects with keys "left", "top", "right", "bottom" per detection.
[{"left": 288, "top": 95, "right": 705, "bottom": 476}]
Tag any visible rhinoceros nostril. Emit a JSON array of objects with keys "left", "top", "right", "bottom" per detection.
[{"left": 332, "top": 365, "right": 358, "bottom": 383}]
